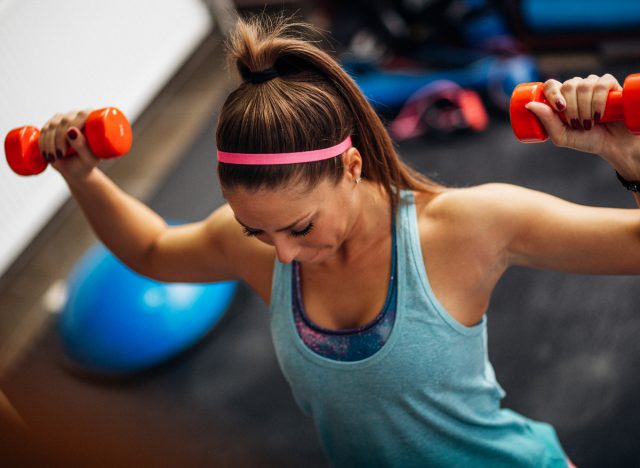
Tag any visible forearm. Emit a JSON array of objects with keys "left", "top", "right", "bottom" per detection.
[{"left": 64, "top": 168, "right": 167, "bottom": 271}]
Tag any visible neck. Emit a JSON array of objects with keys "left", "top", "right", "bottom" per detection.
[{"left": 329, "top": 182, "right": 393, "bottom": 267}]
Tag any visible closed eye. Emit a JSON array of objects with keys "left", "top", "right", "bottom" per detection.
[
  {"left": 242, "top": 222, "right": 315, "bottom": 238},
  {"left": 242, "top": 227, "right": 262, "bottom": 237},
  {"left": 291, "top": 222, "right": 314, "bottom": 237}
]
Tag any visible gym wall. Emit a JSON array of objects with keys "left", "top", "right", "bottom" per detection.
[{"left": 0, "top": 0, "right": 213, "bottom": 278}]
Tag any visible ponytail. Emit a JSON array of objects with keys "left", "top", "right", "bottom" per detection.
[{"left": 216, "top": 14, "right": 443, "bottom": 209}]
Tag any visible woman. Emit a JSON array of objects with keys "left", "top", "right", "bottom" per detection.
[{"left": 38, "top": 15, "right": 640, "bottom": 467}]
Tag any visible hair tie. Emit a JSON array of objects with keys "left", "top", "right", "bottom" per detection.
[{"left": 249, "top": 67, "right": 279, "bottom": 84}]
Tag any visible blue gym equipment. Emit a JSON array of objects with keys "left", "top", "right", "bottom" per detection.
[
  {"left": 59, "top": 243, "right": 237, "bottom": 374},
  {"left": 521, "top": 0, "right": 640, "bottom": 33},
  {"left": 346, "top": 54, "right": 539, "bottom": 112}
]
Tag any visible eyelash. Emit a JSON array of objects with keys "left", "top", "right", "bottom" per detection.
[
  {"left": 291, "top": 222, "right": 315, "bottom": 237},
  {"left": 242, "top": 222, "right": 315, "bottom": 238}
]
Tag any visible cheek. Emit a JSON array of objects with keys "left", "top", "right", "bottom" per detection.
[
  {"left": 255, "top": 234, "right": 275, "bottom": 246},
  {"left": 304, "top": 226, "right": 341, "bottom": 248}
]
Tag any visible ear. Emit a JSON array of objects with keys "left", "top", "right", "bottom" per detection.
[{"left": 342, "top": 147, "right": 362, "bottom": 183}]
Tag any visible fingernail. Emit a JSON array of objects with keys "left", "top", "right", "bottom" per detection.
[
  {"left": 594, "top": 112, "right": 601, "bottom": 123},
  {"left": 555, "top": 100, "right": 565, "bottom": 111},
  {"left": 571, "top": 119, "right": 581, "bottom": 130},
  {"left": 48, "top": 153, "right": 56, "bottom": 161},
  {"left": 67, "top": 128, "right": 78, "bottom": 141},
  {"left": 45, "top": 153, "right": 55, "bottom": 163},
  {"left": 56, "top": 149, "right": 63, "bottom": 159},
  {"left": 583, "top": 119, "right": 592, "bottom": 130}
]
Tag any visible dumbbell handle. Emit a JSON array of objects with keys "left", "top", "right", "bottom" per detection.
[
  {"left": 510, "top": 73, "right": 640, "bottom": 143},
  {"left": 4, "top": 107, "right": 132, "bottom": 176}
]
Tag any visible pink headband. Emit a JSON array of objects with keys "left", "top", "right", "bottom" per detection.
[{"left": 217, "top": 136, "right": 352, "bottom": 165}]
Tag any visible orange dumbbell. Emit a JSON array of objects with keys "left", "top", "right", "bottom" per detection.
[
  {"left": 4, "top": 107, "right": 132, "bottom": 176},
  {"left": 510, "top": 73, "right": 640, "bottom": 143}
]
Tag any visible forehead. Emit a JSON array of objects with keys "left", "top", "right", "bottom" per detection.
[{"left": 224, "top": 181, "right": 332, "bottom": 228}]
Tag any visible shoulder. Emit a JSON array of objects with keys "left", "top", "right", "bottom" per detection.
[
  {"left": 413, "top": 183, "right": 548, "bottom": 265},
  {"left": 414, "top": 183, "right": 605, "bottom": 268},
  {"left": 205, "top": 204, "right": 276, "bottom": 302},
  {"left": 414, "top": 183, "right": 534, "bottom": 233},
  {"left": 407, "top": 185, "right": 533, "bottom": 324}
]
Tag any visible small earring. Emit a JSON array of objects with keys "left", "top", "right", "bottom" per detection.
[{"left": 355, "top": 177, "right": 362, "bottom": 184}]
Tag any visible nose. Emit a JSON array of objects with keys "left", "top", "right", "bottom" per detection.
[{"left": 273, "top": 238, "right": 300, "bottom": 264}]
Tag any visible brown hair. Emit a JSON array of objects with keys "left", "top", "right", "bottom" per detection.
[{"left": 216, "top": 13, "right": 443, "bottom": 209}]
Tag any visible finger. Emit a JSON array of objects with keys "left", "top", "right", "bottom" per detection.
[
  {"left": 44, "top": 114, "right": 63, "bottom": 162},
  {"left": 576, "top": 75, "right": 598, "bottom": 130},
  {"left": 542, "top": 79, "right": 566, "bottom": 112},
  {"left": 55, "top": 110, "right": 90, "bottom": 159},
  {"left": 38, "top": 119, "right": 56, "bottom": 164},
  {"left": 593, "top": 74, "right": 622, "bottom": 124},
  {"left": 560, "top": 77, "right": 581, "bottom": 130},
  {"left": 525, "top": 101, "right": 568, "bottom": 146},
  {"left": 54, "top": 114, "right": 73, "bottom": 159},
  {"left": 66, "top": 125, "right": 98, "bottom": 166}
]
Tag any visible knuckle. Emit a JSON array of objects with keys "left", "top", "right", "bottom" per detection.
[
  {"left": 560, "top": 81, "right": 575, "bottom": 93},
  {"left": 576, "top": 81, "right": 591, "bottom": 93},
  {"left": 543, "top": 79, "right": 560, "bottom": 89},
  {"left": 594, "top": 82, "right": 609, "bottom": 93}
]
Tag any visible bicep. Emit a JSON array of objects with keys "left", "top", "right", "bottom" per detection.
[
  {"left": 140, "top": 206, "right": 236, "bottom": 282},
  {"left": 500, "top": 185, "right": 640, "bottom": 275},
  {"left": 143, "top": 205, "right": 275, "bottom": 300}
]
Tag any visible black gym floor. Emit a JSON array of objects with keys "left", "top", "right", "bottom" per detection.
[{"left": 2, "top": 106, "right": 640, "bottom": 466}]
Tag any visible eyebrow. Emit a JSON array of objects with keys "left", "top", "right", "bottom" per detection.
[{"left": 235, "top": 212, "right": 312, "bottom": 233}]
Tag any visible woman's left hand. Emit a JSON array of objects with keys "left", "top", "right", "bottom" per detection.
[{"left": 525, "top": 74, "right": 640, "bottom": 181}]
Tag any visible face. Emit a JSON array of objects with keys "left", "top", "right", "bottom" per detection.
[{"left": 224, "top": 176, "right": 358, "bottom": 265}]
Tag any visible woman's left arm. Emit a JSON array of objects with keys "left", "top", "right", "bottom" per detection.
[
  {"left": 526, "top": 74, "right": 640, "bottom": 207},
  {"left": 476, "top": 184, "right": 640, "bottom": 275}
]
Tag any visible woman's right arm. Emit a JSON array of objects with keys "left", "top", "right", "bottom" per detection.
[{"left": 40, "top": 111, "right": 275, "bottom": 301}]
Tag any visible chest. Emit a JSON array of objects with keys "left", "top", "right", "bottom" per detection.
[
  {"left": 299, "top": 244, "right": 393, "bottom": 330},
  {"left": 298, "top": 225, "right": 501, "bottom": 331}
]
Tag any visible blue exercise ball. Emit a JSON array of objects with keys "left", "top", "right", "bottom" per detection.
[{"left": 59, "top": 243, "right": 237, "bottom": 374}]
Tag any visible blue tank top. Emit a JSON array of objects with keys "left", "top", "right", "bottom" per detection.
[{"left": 269, "top": 190, "right": 568, "bottom": 467}]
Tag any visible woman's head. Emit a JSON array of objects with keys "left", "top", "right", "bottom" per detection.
[
  {"left": 216, "top": 14, "right": 442, "bottom": 205},
  {"left": 225, "top": 166, "right": 368, "bottom": 265}
]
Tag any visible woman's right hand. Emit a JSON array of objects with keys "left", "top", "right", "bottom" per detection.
[{"left": 38, "top": 109, "right": 100, "bottom": 182}]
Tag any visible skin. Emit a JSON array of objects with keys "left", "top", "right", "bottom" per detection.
[{"left": 40, "top": 75, "right": 640, "bottom": 330}]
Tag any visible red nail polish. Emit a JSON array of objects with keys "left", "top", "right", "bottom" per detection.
[
  {"left": 583, "top": 120, "right": 592, "bottom": 130},
  {"left": 594, "top": 112, "right": 601, "bottom": 123},
  {"left": 555, "top": 100, "right": 565, "bottom": 111},
  {"left": 571, "top": 119, "right": 580, "bottom": 130},
  {"left": 67, "top": 128, "right": 78, "bottom": 140},
  {"left": 56, "top": 149, "right": 63, "bottom": 159}
]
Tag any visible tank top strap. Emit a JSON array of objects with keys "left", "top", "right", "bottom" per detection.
[{"left": 396, "top": 189, "right": 486, "bottom": 334}]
